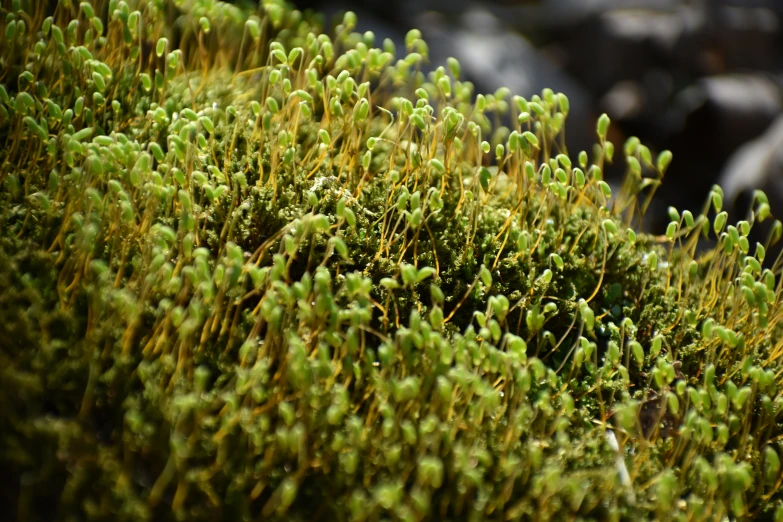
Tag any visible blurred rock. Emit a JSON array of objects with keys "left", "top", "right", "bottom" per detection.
[
  {"left": 420, "top": 8, "right": 596, "bottom": 154},
  {"left": 697, "top": 75, "right": 781, "bottom": 140},
  {"left": 712, "top": 5, "right": 782, "bottom": 71},
  {"left": 719, "top": 115, "right": 783, "bottom": 264},
  {"left": 489, "top": 0, "right": 682, "bottom": 33},
  {"left": 720, "top": 114, "right": 783, "bottom": 217},
  {"left": 655, "top": 74, "right": 782, "bottom": 219},
  {"left": 600, "top": 81, "right": 646, "bottom": 121},
  {"left": 544, "top": 5, "right": 706, "bottom": 100}
]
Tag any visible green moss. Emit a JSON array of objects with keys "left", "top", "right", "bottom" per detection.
[{"left": 2, "top": 1, "right": 783, "bottom": 521}]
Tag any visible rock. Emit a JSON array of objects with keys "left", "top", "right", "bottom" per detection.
[
  {"left": 712, "top": 4, "right": 783, "bottom": 71},
  {"left": 718, "top": 114, "right": 783, "bottom": 265},
  {"left": 719, "top": 114, "right": 783, "bottom": 218},
  {"left": 600, "top": 80, "right": 646, "bottom": 121},
  {"left": 639, "top": 74, "right": 781, "bottom": 231},
  {"left": 420, "top": 7, "right": 596, "bottom": 154}
]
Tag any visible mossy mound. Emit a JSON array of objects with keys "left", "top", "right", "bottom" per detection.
[{"left": 2, "top": 1, "right": 783, "bottom": 521}]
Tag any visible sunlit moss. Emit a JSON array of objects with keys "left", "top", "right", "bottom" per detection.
[{"left": 2, "top": 1, "right": 783, "bottom": 521}]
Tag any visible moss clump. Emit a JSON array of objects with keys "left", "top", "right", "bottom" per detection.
[{"left": 2, "top": 1, "right": 783, "bottom": 521}]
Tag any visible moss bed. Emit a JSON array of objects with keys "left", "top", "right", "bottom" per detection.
[{"left": 2, "top": 1, "right": 783, "bottom": 521}]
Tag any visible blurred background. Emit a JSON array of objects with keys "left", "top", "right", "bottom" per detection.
[{"left": 285, "top": 0, "right": 783, "bottom": 236}]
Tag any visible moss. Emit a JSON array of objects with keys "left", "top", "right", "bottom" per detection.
[{"left": 2, "top": 0, "right": 783, "bottom": 521}]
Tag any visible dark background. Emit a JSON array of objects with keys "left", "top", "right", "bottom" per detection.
[{"left": 286, "top": 0, "right": 783, "bottom": 235}]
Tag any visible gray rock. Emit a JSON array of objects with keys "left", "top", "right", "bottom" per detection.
[
  {"left": 718, "top": 114, "right": 783, "bottom": 264},
  {"left": 420, "top": 7, "right": 596, "bottom": 154},
  {"left": 719, "top": 114, "right": 783, "bottom": 211}
]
